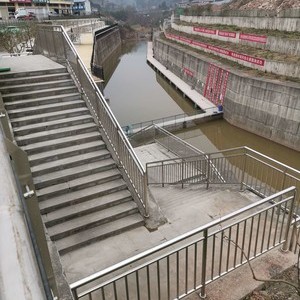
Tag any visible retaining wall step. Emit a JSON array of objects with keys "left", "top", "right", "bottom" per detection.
[
  {"left": 22, "top": 131, "right": 102, "bottom": 155},
  {"left": 4, "top": 93, "right": 81, "bottom": 109},
  {"left": 36, "top": 169, "right": 121, "bottom": 201},
  {"left": 32, "top": 149, "right": 111, "bottom": 177},
  {"left": 43, "top": 190, "right": 133, "bottom": 227},
  {"left": 33, "top": 157, "right": 115, "bottom": 188},
  {"left": 47, "top": 201, "right": 140, "bottom": 240},
  {"left": 28, "top": 140, "right": 105, "bottom": 166},
  {"left": 16, "top": 122, "right": 97, "bottom": 146},
  {"left": 7, "top": 100, "right": 86, "bottom": 118},
  {"left": 10, "top": 107, "right": 90, "bottom": 127},
  {"left": 0, "top": 68, "right": 67, "bottom": 80},
  {"left": 56, "top": 214, "right": 144, "bottom": 254},
  {"left": 0, "top": 79, "right": 74, "bottom": 94},
  {"left": 14, "top": 115, "right": 95, "bottom": 136},
  {"left": 39, "top": 179, "right": 128, "bottom": 213},
  {"left": 2, "top": 86, "right": 79, "bottom": 101},
  {"left": 0, "top": 72, "right": 71, "bottom": 86}
]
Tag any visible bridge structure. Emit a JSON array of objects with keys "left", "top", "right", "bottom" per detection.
[{"left": 0, "top": 24, "right": 300, "bottom": 300}]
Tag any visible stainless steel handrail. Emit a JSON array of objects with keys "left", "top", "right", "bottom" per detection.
[
  {"left": 34, "top": 24, "right": 148, "bottom": 216},
  {"left": 70, "top": 186, "right": 297, "bottom": 299}
]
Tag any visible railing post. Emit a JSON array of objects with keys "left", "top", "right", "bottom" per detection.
[
  {"left": 162, "top": 161, "right": 164, "bottom": 187},
  {"left": 281, "top": 189, "right": 297, "bottom": 252},
  {"left": 240, "top": 149, "right": 247, "bottom": 191},
  {"left": 206, "top": 154, "right": 210, "bottom": 190},
  {"left": 281, "top": 169, "right": 287, "bottom": 191},
  {"left": 143, "top": 174, "right": 149, "bottom": 218},
  {"left": 181, "top": 159, "right": 184, "bottom": 189},
  {"left": 200, "top": 229, "right": 208, "bottom": 299}
]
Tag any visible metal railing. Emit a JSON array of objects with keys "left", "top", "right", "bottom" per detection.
[
  {"left": 122, "top": 109, "right": 204, "bottom": 135},
  {"left": 70, "top": 186, "right": 297, "bottom": 299},
  {"left": 146, "top": 147, "right": 300, "bottom": 199},
  {"left": 0, "top": 94, "right": 57, "bottom": 298},
  {"left": 34, "top": 25, "right": 148, "bottom": 216},
  {"left": 130, "top": 124, "right": 224, "bottom": 185}
]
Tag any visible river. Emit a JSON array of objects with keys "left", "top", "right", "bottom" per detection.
[{"left": 76, "top": 40, "right": 299, "bottom": 170}]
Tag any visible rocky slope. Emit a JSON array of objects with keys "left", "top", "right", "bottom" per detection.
[{"left": 227, "top": 0, "right": 300, "bottom": 11}]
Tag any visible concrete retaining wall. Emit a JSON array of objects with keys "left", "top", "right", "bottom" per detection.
[
  {"left": 91, "top": 25, "right": 121, "bottom": 79},
  {"left": 153, "top": 38, "right": 300, "bottom": 151},
  {"left": 164, "top": 31, "right": 300, "bottom": 79},
  {"left": 172, "top": 23, "right": 300, "bottom": 56},
  {"left": 181, "top": 15, "right": 300, "bottom": 32}
]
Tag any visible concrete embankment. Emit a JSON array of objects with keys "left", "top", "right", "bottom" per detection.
[
  {"left": 91, "top": 24, "right": 121, "bottom": 80},
  {"left": 153, "top": 38, "right": 300, "bottom": 151}
]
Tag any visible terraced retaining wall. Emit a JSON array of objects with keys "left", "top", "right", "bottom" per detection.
[
  {"left": 153, "top": 38, "right": 300, "bottom": 151},
  {"left": 180, "top": 15, "right": 300, "bottom": 32},
  {"left": 172, "top": 23, "right": 300, "bottom": 56},
  {"left": 164, "top": 31, "right": 300, "bottom": 78}
]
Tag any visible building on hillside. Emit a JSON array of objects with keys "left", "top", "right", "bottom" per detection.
[
  {"left": 0, "top": 0, "right": 73, "bottom": 19},
  {"left": 72, "top": 0, "right": 91, "bottom": 15}
]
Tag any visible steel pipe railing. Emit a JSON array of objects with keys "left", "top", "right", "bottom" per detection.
[{"left": 34, "top": 24, "right": 148, "bottom": 216}]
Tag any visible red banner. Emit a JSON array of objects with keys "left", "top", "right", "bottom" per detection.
[
  {"left": 230, "top": 51, "right": 265, "bottom": 66},
  {"left": 239, "top": 33, "right": 267, "bottom": 44},
  {"left": 207, "top": 45, "right": 231, "bottom": 56},
  {"left": 183, "top": 67, "right": 193, "bottom": 77},
  {"left": 193, "top": 27, "right": 216, "bottom": 35},
  {"left": 191, "top": 40, "right": 208, "bottom": 49},
  {"left": 218, "top": 30, "right": 236, "bottom": 38},
  {"left": 179, "top": 36, "right": 192, "bottom": 44},
  {"left": 165, "top": 32, "right": 265, "bottom": 67},
  {"left": 10, "top": 0, "right": 31, "bottom": 2}
]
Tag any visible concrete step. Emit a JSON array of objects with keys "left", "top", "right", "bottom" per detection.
[
  {"left": 34, "top": 158, "right": 115, "bottom": 189},
  {"left": 0, "top": 72, "right": 71, "bottom": 86},
  {"left": 14, "top": 115, "right": 94, "bottom": 136},
  {"left": 42, "top": 189, "right": 133, "bottom": 227},
  {"left": 22, "top": 131, "right": 102, "bottom": 155},
  {"left": 28, "top": 140, "right": 106, "bottom": 166},
  {"left": 47, "top": 201, "right": 140, "bottom": 241},
  {"left": 10, "top": 107, "right": 90, "bottom": 127},
  {"left": 8, "top": 100, "right": 86, "bottom": 118},
  {"left": 4, "top": 93, "right": 81, "bottom": 109},
  {"left": 0, "top": 79, "right": 74, "bottom": 94},
  {"left": 39, "top": 179, "right": 128, "bottom": 213},
  {"left": 0, "top": 67, "right": 67, "bottom": 80},
  {"left": 32, "top": 149, "right": 111, "bottom": 177},
  {"left": 36, "top": 169, "right": 121, "bottom": 201},
  {"left": 56, "top": 214, "right": 144, "bottom": 254},
  {"left": 16, "top": 122, "right": 98, "bottom": 146},
  {"left": 2, "top": 86, "right": 79, "bottom": 101}
]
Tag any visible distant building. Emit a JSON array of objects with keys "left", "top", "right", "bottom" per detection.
[
  {"left": 72, "top": 0, "right": 91, "bottom": 15},
  {"left": 0, "top": 0, "right": 73, "bottom": 19}
]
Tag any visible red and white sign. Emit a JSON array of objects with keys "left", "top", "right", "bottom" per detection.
[
  {"left": 165, "top": 32, "right": 265, "bottom": 67},
  {"left": 10, "top": 0, "right": 31, "bottom": 2},
  {"left": 239, "top": 33, "right": 267, "bottom": 44},
  {"left": 218, "top": 30, "right": 236, "bottom": 38},
  {"left": 207, "top": 45, "right": 231, "bottom": 56},
  {"left": 183, "top": 67, "right": 193, "bottom": 77},
  {"left": 230, "top": 51, "right": 265, "bottom": 66},
  {"left": 193, "top": 27, "right": 216, "bottom": 35}
]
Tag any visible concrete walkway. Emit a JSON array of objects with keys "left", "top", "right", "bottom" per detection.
[{"left": 147, "top": 42, "right": 216, "bottom": 111}]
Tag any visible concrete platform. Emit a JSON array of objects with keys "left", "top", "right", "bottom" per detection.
[{"left": 0, "top": 55, "right": 65, "bottom": 73}]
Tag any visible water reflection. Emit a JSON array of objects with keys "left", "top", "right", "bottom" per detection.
[
  {"left": 177, "top": 119, "right": 300, "bottom": 170},
  {"left": 104, "top": 41, "right": 189, "bottom": 126}
]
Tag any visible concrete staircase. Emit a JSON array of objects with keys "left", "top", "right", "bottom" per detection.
[{"left": 0, "top": 67, "right": 144, "bottom": 254}]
